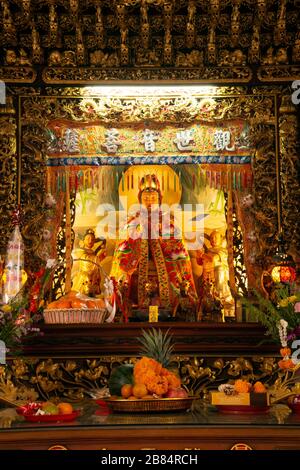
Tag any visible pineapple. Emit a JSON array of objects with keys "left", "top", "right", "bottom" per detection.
[
  {"left": 137, "top": 328, "right": 174, "bottom": 368},
  {"left": 134, "top": 328, "right": 183, "bottom": 396}
]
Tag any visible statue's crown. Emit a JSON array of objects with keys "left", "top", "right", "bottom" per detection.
[
  {"left": 139, "top": 174, "right": 160, "bottom": 192},
  {"left": 85, "top": 228, "right": 95, "bottom": 237}
]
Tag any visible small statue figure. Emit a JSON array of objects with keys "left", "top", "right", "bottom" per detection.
[
  {"left": 90, "top": 50, "right": 120, "bottom": 67},
  {"left": 231, "top": 49, "right": 246, "bottom": 65},
  {"left": 197, "top": 280, "right": 223, "bottom": 322},
  {"left": 5, "top": 49, "right": 31, "bottom": 66},
  {"left": 5, "top": 49, "right": 18, "bottom": 65},
  {"left": 143, "top": 281, "right": 160, "bottom": 308},
  {"left": 219, "top": 49, "right": 246, "bottom": 66},
  {"left": 107, "top": 52, "right": 119, "bottom": 67},
  {"left": 48, "top": 50, "right": 61, "bottom": 66},
  {"left": 262, "top": 47, "right": 275, "bottom": 65},
  {"left": 19, "top": 49, "right": 31, "bottom": 66},
  {"left": 175, "top": 50, "right": 203, "bottom": 67},
  {"left": 196, "top": 230, "right": 235, "bottom": 321},
  {"left": 275, "top": 47, "right": 288, "bottom": 64},
  {"left": 173, "top": 280, "right": 198, "bottom": 322},
  {"left": 136, "top": 49, "right": 160, "bottom": 66},
  {"left": 72, "top": 229, "right": 106, "bottom": 297},
  {"left": 61, "top": 51, "right": 77, "bottom": 67}
]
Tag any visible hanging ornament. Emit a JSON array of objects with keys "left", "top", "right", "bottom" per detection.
[{"left": 1, "top": 207, "right": 27, "bottom": 304}]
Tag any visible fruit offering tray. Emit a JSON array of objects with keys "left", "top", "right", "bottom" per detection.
[
  {"left": 43, "top": 308, "right": 107, "bottom": 324},
  {"left": 103, "top": 397, "right": 195, "bottom": 413},
  {"left": 16, "top": 402, "right": 81, "bottom": 422}
]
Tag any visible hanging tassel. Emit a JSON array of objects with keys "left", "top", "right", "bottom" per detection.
[
  {"left": 232, "top": 171, "right": 236, "bottom": 190},
  {"left": 131, "top": 174, "right": 134, "bottom": 190},
  {"left": 75, "top": 172, "right": 78, "bottom": 191},
  {"left": 220, "top": 171, "right": 224, "bottom": 190},
  {"left": 192, "top": 174, "right": 195, "bottom": 190},
  {"left": 86, "top": 170, "right": 90, "bottom": 188},
  {"left": 217, "top": 171, "right": 220, "bottom": 189},
  {"left": 102, "top": 172, "right": 104, "bottom": 191},
  {"left": 212, "top": 171, "right": 215, "bottom": 189},
  {"left": 77, "top": 170, "right": 83, "bottom": 191},
  {"left": 91, "top": 170, "right": 94, "bottom": 189},
  {"left": 248, "top": 172, "right": 253, "bottom": 188},
  {"left": 237, "top": 171, "right": 241, "bottom": 190},
  {"left": 122, "top": 172, "right": 125, "bottom": 191},
  {"left": 69, "top": 171, "right": 74, "bottom": 192},
  {"left": 228, "top": 169, "right": 232, "bottom": 191},
  {"left": 46, "top": 171, "right": 51, "bottom": 194},
  {"left": 2, "top": 222, "right": 25, "bottom": 303}
]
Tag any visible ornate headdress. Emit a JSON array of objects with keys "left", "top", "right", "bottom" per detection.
[
  {"left": 84, "top": 228, "right": 95, "bottom": 238},
  {"left": 138, "top": 174, "right": 162, "bottom": 203},
  {"left": 139, "top": 174, "right": 160, "bottom": 192}
]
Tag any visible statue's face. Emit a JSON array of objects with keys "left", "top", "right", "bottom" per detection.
[
  {"left": 84, "top": 234, "right": 95, "bottom": 248},
  {"left": 210, "top": 231, "right": 222, "bottom": 247},
  {"left": 141, "top": 189, "right": 159, "bottom": 208}
]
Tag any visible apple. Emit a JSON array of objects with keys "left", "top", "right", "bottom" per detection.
[{"left": 165, "top": 387, "right": 188, "bottom": 398}]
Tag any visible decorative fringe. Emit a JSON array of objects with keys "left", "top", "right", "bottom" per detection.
[{"left": 46, "top": 163, "right": 253, "bottom": 195}]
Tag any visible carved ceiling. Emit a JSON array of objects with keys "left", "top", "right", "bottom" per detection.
[{"left": 0, "top": 0, "right": 299, "bottom": 83}]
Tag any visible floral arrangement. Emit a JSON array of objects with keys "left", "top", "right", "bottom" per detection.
[
  {"left": 242, "top": 286, "right": 300, "bottom": 370},
  {"left": 0, "top": 259, "right": 56, "bottom": 357},
  {"left": 133, "top": 357, "right": 181, "bottom": 396}
]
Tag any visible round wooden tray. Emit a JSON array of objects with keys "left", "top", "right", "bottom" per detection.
[{"left": 104, "top": 397, "right": 195, "bottom": 413}]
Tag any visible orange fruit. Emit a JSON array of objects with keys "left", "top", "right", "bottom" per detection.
[
  {"left": 57, "top": 403, "right": 73, "bottom": 415},
  {"left": 121, "top": 384, "right": 133, "bottom": 398},
  {"left": 234, "top": 379, "right": 251, "bottom": 393},
  {"left": 132, "top": 383, "right": 148, "bottom": 399},
  {"left": 127, "top": 396, "right": 136, "bottom": 400},
  {"left": 46, "top": 301, "right": 60, "bottom": 309},
  {"left": 253, "top": 381, "right": 267, "bottom": 393},
  {"left": 55, "top": 300, "right": 71, "bottom": 309},
  {"left": 71, "top": 299, "right": 88, "bottom": 309}
]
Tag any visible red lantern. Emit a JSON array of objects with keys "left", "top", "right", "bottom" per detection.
[{"left": 270, "top": 236, "right": 297, "bottom": 284}]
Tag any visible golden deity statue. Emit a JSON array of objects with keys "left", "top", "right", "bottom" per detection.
[
  {"left": 72, "top": 228, "right": 106, "bottom": 297},
  {"left": 110, "top": 173, "right": 197, "bottom": 315},
  {"left": 197, "top": 230, "right": 235, "bottom": 320}
]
